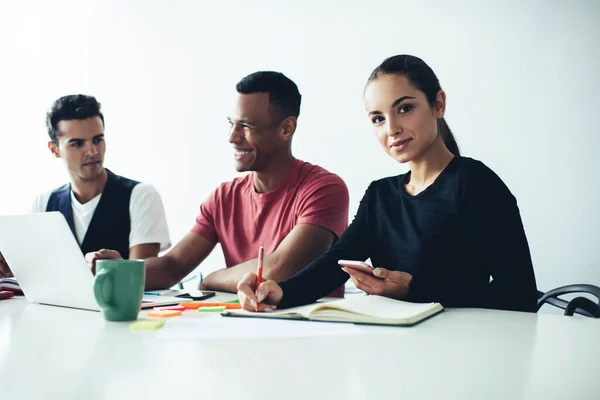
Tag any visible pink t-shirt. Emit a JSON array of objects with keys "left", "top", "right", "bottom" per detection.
[{"left": 192, "top": 158, "right": 349, "bottom": 295}]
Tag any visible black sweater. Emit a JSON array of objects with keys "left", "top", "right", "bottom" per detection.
[{"left": 279, "top": 157, "right": 538, "bottom": 312}]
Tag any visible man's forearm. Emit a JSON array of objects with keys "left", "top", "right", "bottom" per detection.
[
  {"left": 200, "top": 261, "right": 257, "bottom": 292},
  {"left": 201, "top": 253, "right": 294, "bottom": 292},
  {"left": 129, "top": 243, "right": 161, "bottom": 260},
  {"left": 144, "top": 255, "right": 182, "bottom": 290},
  {"left": 200, "top": 268, "right": 243, "bottom": 292}
]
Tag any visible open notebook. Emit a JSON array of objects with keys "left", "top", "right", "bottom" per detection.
[{"left": 222, "top": 295, "right": 443, "bottom": 326}]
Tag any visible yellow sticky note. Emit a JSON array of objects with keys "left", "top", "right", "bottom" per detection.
[{"left": 130, "top": 320, "right": 165, "bottom": 330}]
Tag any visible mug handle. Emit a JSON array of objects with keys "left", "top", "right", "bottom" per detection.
[{"left": 94, "top": 269, "right": 115, "bottom": 310}]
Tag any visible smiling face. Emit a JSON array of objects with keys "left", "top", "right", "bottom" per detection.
[
  {"left": 364, "top": 74, "right": 445, "bottom": 164},
  {"left": 227, "top": 92, "right": 288, "bottom": 173},
  {"left": 47, "top": 116, "right": 106, "bottom": 181}
]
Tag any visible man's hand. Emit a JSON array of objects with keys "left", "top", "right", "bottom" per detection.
[
  {"left": 342, "top": 266, "right": 412, "bottom": 300},
  {"left": 85, "top": 249, "right": 123, "bottom": 274},
  {"left": 0, "top": 251, "right": 13, "bottom": 278}
]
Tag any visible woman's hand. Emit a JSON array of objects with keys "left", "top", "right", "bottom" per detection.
[
  {"left": 237, "top": 272, "right": 283, "bottom": 312},
  {"left": 341, "top": 265, "right": 412, "bottom": 300}
]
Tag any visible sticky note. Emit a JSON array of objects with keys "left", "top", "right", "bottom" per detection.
[
  {"left": 147, "top": 310, "right": 182, "bottom": 318},
  {"left": 225, "top": 299, "right": 240, "bottom": 304},
  {"left": 153, "top": 305, "right": 185, "bottom": 311},
  {"left": 221, "top": 304, "right": 242, "bottom": 309},
  {"left": 180, "top": 302, "right": 242, "bottom": 310},
  {"left": 130, "top": 320, "right": 165, "bottom": 330},
  {"left": 180, "top": 302, "right": 203, "bottom": 310},
  {"left": 197, "top": 306, "right": 226, "bottom": 313}
]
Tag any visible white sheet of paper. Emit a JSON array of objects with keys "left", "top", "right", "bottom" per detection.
[{"left": 154, "top": 315, "right": 364, "bottom": 341}]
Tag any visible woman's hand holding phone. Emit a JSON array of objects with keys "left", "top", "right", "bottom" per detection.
[
  {"left": 338, "top": 259, "right": 413, "bottom": 300},
  {"left": 337, "top": 260, "right": 374, "bottom": 273}
]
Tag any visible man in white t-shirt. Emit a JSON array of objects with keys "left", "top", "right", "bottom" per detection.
[{"left": 0, "top": 94, "right": 170, "bottom": 279}]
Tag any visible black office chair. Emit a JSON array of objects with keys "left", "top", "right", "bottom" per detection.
[{"left": 536, "top": 284, "right": 600, "bottom": 318}]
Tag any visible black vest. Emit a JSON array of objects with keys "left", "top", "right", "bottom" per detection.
[{"left": 46, "top": 169, "right": 139, "bottom": 259}]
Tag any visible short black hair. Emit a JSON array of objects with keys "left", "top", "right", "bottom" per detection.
[
  {"left": 46, "top": 94, "right": 104, "bottom": 144},
  {"left": 235, "top": 71, "right": 301, "bottom": 121}
]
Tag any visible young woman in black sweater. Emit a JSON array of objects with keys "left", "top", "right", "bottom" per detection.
[{"left": 237, "top": 55, "right": 538, "bottom": 313}]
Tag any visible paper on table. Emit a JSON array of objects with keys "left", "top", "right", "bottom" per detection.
[{"left": 154, "top": 315, "right": 364, "bottom": 341}]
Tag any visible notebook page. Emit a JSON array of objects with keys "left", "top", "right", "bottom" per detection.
[
  {"left": 311, "top": 295, "right": 440, "bottom": 320},
  {"left": 226, "top": 303, "right": 318, "bottom": 319}
]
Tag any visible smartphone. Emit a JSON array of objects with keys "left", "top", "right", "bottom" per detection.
[
  {"left": 144, "top": 290, "right": 216, "bottom": 301},
  {"left": 176, "top": 290, "right": 216, "bottom": 301},
  {"left": 338, "top": 260, "right": 374, "bottom": 273}
]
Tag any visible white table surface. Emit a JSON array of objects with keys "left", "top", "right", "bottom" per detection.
[{"left": 1, "top": 293, "right": 599, "bottom": 400}]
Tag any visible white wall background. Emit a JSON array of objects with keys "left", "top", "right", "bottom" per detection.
[{"left": 0, "top": 0, "right": 599, "bottom": 292}]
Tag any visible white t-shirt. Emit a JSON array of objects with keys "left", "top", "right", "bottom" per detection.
[{"left": 30, "top": 183, "right": 171, "bottom": 252}]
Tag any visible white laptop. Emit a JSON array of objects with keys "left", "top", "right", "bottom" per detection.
[{"left": 0, "top": 212, "right": 190, "bottom": 311}]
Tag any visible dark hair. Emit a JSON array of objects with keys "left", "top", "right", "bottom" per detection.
[
  {"left": 46, "top": 94, "right": 104, "bottom": 144},
  {"left": 236, "top": 71, "right": 302, "bottom": 122},
  {"left": 367, "top": 55, "right": 460, "bottom": 157}
]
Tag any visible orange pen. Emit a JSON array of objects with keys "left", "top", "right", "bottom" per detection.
[{"left": 256, "top": 246, "right": 264, "bottom": 303}]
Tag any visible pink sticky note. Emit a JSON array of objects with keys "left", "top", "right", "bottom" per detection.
[{"left": 153, "top": 305, "right": 185, "bottom": 311}]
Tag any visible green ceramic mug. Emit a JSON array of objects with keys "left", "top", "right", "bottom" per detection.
[{"left": 94, "top": 259, "right": 145, "bottom": 321}]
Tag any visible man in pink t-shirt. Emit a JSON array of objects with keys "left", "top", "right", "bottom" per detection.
[
  {"left": 193, "top": 157, "right": 347, "bottom": 294},
  {"left": 88, "top": 71, "right": 349, "bottom": 296}
]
